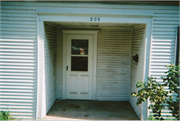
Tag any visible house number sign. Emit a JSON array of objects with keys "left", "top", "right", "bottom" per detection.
[{"left": 90, "top": 17, "right": 100, "bottom": 21}]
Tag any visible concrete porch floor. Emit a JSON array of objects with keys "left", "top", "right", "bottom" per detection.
[{"left": 44, "top": 100, "right": 139, "bottom": 120}]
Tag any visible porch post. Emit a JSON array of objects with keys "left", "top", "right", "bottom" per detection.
[
  {"left": 36, "top": 19, "right": 46, "bottom": 119},
  {"left": 142, "top": 17, "right": 153, "bottom": 120}
]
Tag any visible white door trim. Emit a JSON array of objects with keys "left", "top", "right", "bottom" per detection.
[
  {"left": 66, "top": 35, "right": 93, "bottom": 100},
  {"left": 62, "top": 30, "right": 99, "bottom": 100}
]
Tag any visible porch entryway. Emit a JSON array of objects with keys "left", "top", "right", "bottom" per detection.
[
  {"left": 44, "top": 100, "right": 139, "bottom": 120},
  {"left": 42, "top": 20, "right": 151, "bottom": 119}
]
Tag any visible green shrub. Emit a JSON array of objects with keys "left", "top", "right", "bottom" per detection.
[
  {"left": 131, "top": 64, "right": 179, "bottom": 120},
  {"left": 0, "top": 111, "right": 14, "bottom": 120},
  {"left": 161, "top": 64, "right": 179, "bottom": 119}
]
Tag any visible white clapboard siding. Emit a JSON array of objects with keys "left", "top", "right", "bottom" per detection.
[
  {"left": 129, "top": 25, "right": 146, "bottom": 119},
  {"left": 151, "top": 12, "right": 179, "bottom": 79},
  {"left": 148, "top": 11, "right": 179, "bottom": 119},
  {"left": 44, "top": 23, "right": 57, "bottom": 113},
  {"left": 0, "top": 7, "right": 37, "bottom": 119},
  {"left": 96, "top": 29, "right": 131, "bottom": 101},
  {"left": 1, "top": 1, "right": 179, "bottom": 119},
  {"left": 179, "top": 27, "right": 180, "bottom": 67},
  {"left": 56, "top": 28, "right": 63, "bottom": 99}
]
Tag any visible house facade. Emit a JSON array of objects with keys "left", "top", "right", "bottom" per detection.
[{"left": 0, "top": 1, "right": 179, "bottom": 120}]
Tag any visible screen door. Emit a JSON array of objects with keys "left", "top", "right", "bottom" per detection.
[{"left": 66, "top": 35, "right": 93, "bottom": 100}]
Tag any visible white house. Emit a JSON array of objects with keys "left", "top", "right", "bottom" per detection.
[{"left": 0, "top": 1, "right": 179, "bottom": 120}]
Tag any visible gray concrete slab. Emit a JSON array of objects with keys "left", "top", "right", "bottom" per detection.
[{"left": 44, "top": 100, "right": 139, "bottom": 120}]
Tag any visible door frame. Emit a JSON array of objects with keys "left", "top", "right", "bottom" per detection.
[
  {"left": 66, "top": 34, "right": 93, "bottom": 100},
  {"left": 62, "top": 30, "right": 99, "bottom": 100}
]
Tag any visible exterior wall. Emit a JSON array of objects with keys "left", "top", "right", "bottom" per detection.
[
  {"left": 129, "top": 25, "right": 146, "bottom": 119},
  {"left": 0, "top": 1, "right": 179, "bottom": 119},
  {"left": 0, "top": 6, "right": 37, "bottom": 119},
  {"left": 149, "top": 7, "right": 179, "bottom": 118},
  {"left": 44, "top": 23, "right": 57, "bottom": 113},
  {"left": 56, "top": 28, "right": 131, "bottom": 101},
  {"left": 179, "top": 27, "right": 180, "bottom": 66},
  {"left": 151, "top": 11, "right": 179, "bottom": 83},
  {"left": 96, "top": 28, "right": 131, "bottom": 101},
  {"left": 56, "top": 28, "right": 63, "bottom": 99}
]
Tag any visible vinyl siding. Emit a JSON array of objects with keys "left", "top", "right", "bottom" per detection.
[
  {"left": 0, "top": 1, "right": 179, "bottom": 119},
  {"left": 0, "top": 7, "right": 37, "bottom": 119},
  {"left": 148, "top": 10, "right": 179, "bottom": 119},
  {"left": 96, "top": 29, "right": 131, "bottom": 101},
  {"left": 179, "top": 27, "right": 180, "bottom": 66},
  {"left": 56, "top": 28, "right": 63, "bottom": 99},
  {"left": 151, "top": 12, "right": 179, "bottom": 81},
  {"left": 129, "top": 25, "right": 146, "bottom": 119},
  {"left": 44, "top": 23, "right": 57, "bottom": 113}
]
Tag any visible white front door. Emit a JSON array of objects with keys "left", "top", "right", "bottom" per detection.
[{"left": 66, "top": 35, "right": 93, "bottom": 100}]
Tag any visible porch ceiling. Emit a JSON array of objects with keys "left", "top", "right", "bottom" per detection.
[{"left": 44, "top": 21, "right": 146, "bottom": 29}]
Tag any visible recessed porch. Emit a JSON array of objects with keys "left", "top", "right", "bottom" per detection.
[
  {"left": 44, "top": 100, "right": 139, "bottom": 120},
  {"left": 42, "top": 21, "right": 149, "bottom": 119}
]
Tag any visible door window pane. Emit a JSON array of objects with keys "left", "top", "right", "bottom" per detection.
[
  {"left": 71, "top": 57, "right": 88, "bottom": 71},
  {"left": 71, "top": 39, "right": 88, "bottom": 55}
]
